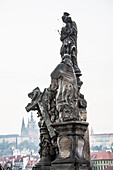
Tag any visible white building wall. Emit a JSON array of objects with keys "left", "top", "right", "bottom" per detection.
[
  {"left": 0, "top": 136, "right": 29, "bottom": 145},
  {"left": 90, "top": 134, "right": 113, "bottom": 148}
]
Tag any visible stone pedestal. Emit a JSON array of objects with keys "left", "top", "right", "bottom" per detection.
[
  {"left": 32, "top": 158, "right": 51, "bottom": 170},
  {"left": 50, "top": 121, "right": 90, "bottom": 170}
]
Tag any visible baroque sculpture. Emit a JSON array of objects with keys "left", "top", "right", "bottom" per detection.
[{"left": 26, "top": 12, "right": 91, "bottom": 170}]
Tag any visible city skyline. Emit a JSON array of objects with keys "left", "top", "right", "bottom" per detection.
[{"left": 0, "top": 0, "right": 113, "bottom": 134}]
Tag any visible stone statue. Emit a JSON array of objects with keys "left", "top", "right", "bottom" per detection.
[
  {"left": 26, "top": 12, "right": 91, "bottom": 170},
  {"left": 60, "top": 12, "right": 81, "bottom": 76},
  {"left": 51, "top": 53, "right": 79, "bottom": 122}
]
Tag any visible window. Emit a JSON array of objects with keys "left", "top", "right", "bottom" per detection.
[{"left": 93, "top": 167, "right": 95, "bottom": 170}]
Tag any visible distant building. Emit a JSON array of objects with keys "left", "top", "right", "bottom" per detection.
[
  {"left": 90, "top": 133, "right": 113, "bottom": 149},
  {"left": 21, "top": 112, "right": 39, "bottom": 143},
  {"left": 13, "top": 149, "right": 20, "bottom": 156},
  {"left": 0, "top": 134, "right": 19, "bottom": 144},
  {"left": 13, "top": 155, "right": 30, "bottom": 170},
  {"left": 91, "top": 152, "right": 113, "bottom": 170},
  {"left": 0, "top": 155, "right": 39, "bottom": 170},
  {"left": 0, "top": 113, "right": 39, "bottom": 146}
]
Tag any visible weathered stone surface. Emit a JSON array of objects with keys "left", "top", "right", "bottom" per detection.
[
  {"left": 50, "top": 163, "right": 75, "bottom": 170},
  {"left": 59, "top": 136, "right": 71, "bottom": 158}
]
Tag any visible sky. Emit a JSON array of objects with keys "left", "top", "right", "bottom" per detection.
[{"left": 0, "top": 0, "right": 113, "bottom": 135}]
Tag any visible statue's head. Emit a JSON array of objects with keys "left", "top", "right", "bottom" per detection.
[
  {"left": 62, "top": 12, "right": 72, "bottom": 23},
  {"left": 62, "top": 54, "right": 72, "bottom": 66}
]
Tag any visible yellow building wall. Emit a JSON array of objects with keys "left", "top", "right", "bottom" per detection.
[{"left": 92, "top": 160, "right": 113, "bottom": 170}]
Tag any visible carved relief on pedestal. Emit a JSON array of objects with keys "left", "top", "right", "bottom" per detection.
[
  {"left": 58, "top": 136, "right": 72, "bottom": 159},
  {"left": 76, "top": 136, "right": 85, "bottom": 159}
]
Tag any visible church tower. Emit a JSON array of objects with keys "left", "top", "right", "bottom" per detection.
[
  {"left": 27, "top": 112, "right": 39, "bottom": 143},
  {"left": 90, "top": 126, "right": 94, "bottom": 135},
  {"left": 21, "top": 117, "right": 28, "bottom": 136},
  {"left": 21, "top": 113, "right": 39, "bottom": 143}
]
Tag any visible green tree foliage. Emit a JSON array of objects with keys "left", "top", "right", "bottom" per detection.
[
  {"left": 0, "top": 141, "right": 15, "bottom": 156},
  {"left": 91, "top": 145, "right": 109, "bottom": 152},
  {"left": 111, "top": 142, "right": 113, "bottom": 152},
  {"left": 18, "top": 140, "right": 38, "bottom": 152},
  {"left": 0, "top": 140, "right": 38, "bottom": 156}
]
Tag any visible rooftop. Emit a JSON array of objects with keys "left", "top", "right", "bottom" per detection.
[
  {"left": 0, "top": 134, "right": 19, "bottom": 138},
  {"left": 91, "top": 152, "right": 113, "bottom": 160},
  {"left": 90, "top": 133, "right": 113, "bottom": 136},
  {"left": 26, "top": 160, "right": 38, "bottom": 168}
]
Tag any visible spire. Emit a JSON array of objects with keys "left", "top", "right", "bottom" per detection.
[
  {"left": 27, "top": 118, "right": 29, "bottom": 128},
  {"left": 21, "top": 117, "right": 29, "bottom": 136},
  {"left": 21, "top": 117, "right": 25, "bottom": 133},
  {"left": 22, "top": 117, "right": 25, "bottom": 128},
  {"left": 16, "top": 137, "right": 18, "bottom": 149},
  {"left": 30, "top": 112, "right": 34, "bottom": 122},
  {"left": 90, "top": 126, "right": 94, "bottom": 135}
]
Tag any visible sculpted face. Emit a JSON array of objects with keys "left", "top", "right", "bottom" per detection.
[{"left": 62, "top": 12, "right": 71, "bottom": 24}]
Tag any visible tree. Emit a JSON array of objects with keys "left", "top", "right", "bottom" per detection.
[
  {"left": 0, "top": 141, "right": 16, "bottom": 156},
  {"left": 18, "top": 140, "right": 38, "bottom": 151}
]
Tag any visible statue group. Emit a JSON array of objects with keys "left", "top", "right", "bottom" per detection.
[{"left": 26, "top": 12, "right": 91, "bottom": 170}]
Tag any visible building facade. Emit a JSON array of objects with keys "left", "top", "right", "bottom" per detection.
[
  {"left": 0, "top": 113, "right": 39, "bottom": 145},
  {"left": 91, "top": 152, "right": 113, "bottom": 170},
  {"left": 21, "top": 112, "right": 39, "bottom": 143},
  {"left": 90, "top": 133, "right": 113, "bottom": 151}
]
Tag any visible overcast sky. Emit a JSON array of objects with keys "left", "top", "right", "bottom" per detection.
[{"left": 0, "top": 0, "right": 113, "bottom": 135}]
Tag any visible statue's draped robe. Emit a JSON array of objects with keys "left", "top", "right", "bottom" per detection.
[{"left": 51, "top": 57, "right": 79, "bottom": 121}]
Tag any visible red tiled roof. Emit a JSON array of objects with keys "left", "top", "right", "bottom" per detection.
[
  {"left": 104, "top": 166, "right": 113, "bottom": 170},
  {"left": 14, "top": 155, "right": 30, "bottom": 163},
  {"left": 26, "top": 160, "right": 38, "bottom": 168},
  {"left": 14, "top": 159, "right": 20, "bottom": 163},
  {"left": 91, "top": 152, "right": 113, "bottom": 160},
  {"left": 9, "top": 156, "right": 15, "bottom": 160},
  {"left": 17, "top": 156, "right": 21, "bottom": 159}
]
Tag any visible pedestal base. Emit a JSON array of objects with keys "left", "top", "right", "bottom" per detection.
[
  {"left": 33, "top": 164, "right": 50, "bottom": 170},
  {"left": 51, "top": 164, "right": 90, "bottom": 170},
  {"left": 33, "top": 121, "right": 91, "bottom": 170},
  {"left": 32, "top": 157, "right": 51, "bottom": 170},
  {"left": 50, "top": 163, "right": 75, "bottom": 170},
  {"left": 50, "top": 159, "right": 90, "bottom": 170},
  {"left": 50, "top": 121, "right": 91, "bottom": 170}
]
